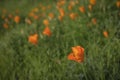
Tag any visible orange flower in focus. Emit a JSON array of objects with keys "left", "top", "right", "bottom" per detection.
[
  {"left": 103, "top": 31, "right": 108, "bottom": 38},
  {"left": 43, "top": 19, "right": 49, "bottom": 26},
  {"left": 68, "top": 46, "right": 84, "bottom": 63},
  {"left": 28, "top": 33, "right": 38, "bottom": 45},
  {"left": 89, "top": 0, "right": 96, "bottom": 5},
  {"left": 69, "top": 13, "right": 77, "bottom": 20},
  {"left": 116, "top": 1, "right": 120, "bottom": 8},
  {"left": 79, "top": 6, "right": 85, "bottom": 13},
  {"left": 43, "top": 26, "right": 51, "bottom": 36},
  {"left": 3, "top": 23, "right": 8, "bottom": 29},
  {"left": 14, "top": 16, "right": 20, "bottom": 23},
  {"left": 91, "top": 18, "right": 97, "bottom": 25},
  {"left": 48, "top": 13, "right": 54, "bottom": 19}
]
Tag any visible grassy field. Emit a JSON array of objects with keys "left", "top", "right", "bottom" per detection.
[{"left": 0, "top": 0, "right": 120, "bottom": 80}]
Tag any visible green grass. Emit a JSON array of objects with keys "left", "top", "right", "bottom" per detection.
[{"left": 0, "top": 0, "right": 120, "bottom": 80}]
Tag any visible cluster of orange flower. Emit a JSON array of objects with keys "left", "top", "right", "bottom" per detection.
[
  {"left": 28, "top": 19, "right": 52, "bottom": 45},
  {"left": 1, "top": 0, "right": 119, "bottom": 63},
  {"left": 2, "top": 13, "right": 21, "bottom": 29}
]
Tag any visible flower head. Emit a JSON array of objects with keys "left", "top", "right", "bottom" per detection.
[
  {"left": 69, "top": 13, "right": 77, "bottom": 20},
  {"left": 79, "top": 6, "right": 85, "bottom": 13},
  {"left": 116, "top": 1, "right": 120, "bottom": 8},
  {"left": 43, "top": 26, "right": 51, "bottom": 36},
  {"left": 48, "top": 13, "right": 54, "bottom": 19},
  {"left": 28, "top": 33, "right": 38, "bottom": 45},
  {"left": 68, "top": 46, "right": 84, "bottom": 63},
  {"left": 89, "top": 0, "right": 96, "bottom": 5},
  {"left": 103, "top": 31, "right": 108, "bottom": 38},
  {"left": 14, "top": 15, "right": 20, "bottom": 23},
  {"left": 59, "top": 8, "right": 65, "bottom": 17},
  {"left": 43, "top": 19, "right": 49, "bottom": 26}
]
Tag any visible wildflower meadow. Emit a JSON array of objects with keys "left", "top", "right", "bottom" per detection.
[{"left": 0, "top": 0, "right": 120, "bottom": 80}]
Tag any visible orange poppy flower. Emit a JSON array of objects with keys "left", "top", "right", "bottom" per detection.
[
  {"left": 79, "top": 6, "right": 85, "bottom": 13},
  {"left": 57, "top": 0, "right": 66, "bottom": 8},
  {"left": 89, "top": 0, "right": 96, "bottom": 5},
  {"left": 68, "top": 1, "right": 75, "bottom": 11},
  {"left": 43, "top": 19, "right": 49, "bottom": 26},
  {"left": 3, "top": 23, "right": 8, "bottom": 29},
  {"left": 116, "top": 1, "right": 120, "bottom": 8},
  {"left": 14, "top": 15, "right": 20, "bottom": 23},
  {"left": 60, "top": 0, "right": 66, "bottom": 6},
  {"left": 91, "top": 18, "right": 97, "bottom": 25},
  {"left": 48, "top": 13, "right": 54, "bottom": 19},
  {"left": 68, "top": 46, "right": 84, "bottom": 63},
  {"left": 59, "top": 8, "right": 65, "bottom": 17},
  {"left": 43, "top": 26, "right": 51, "bottom": 36},
  {"left": 69, "top": 13, "right": 77, "bottom": 20},
  {"left": 69, "top": 1, "right": 75, "bottom": 6},
  {"left": 28, "top": 33, "right": 38, "bottom": 45},
  {"left": 103, "top": 31, "right": 108, "bottom": 38}
]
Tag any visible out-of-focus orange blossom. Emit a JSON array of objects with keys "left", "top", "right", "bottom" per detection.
[
  {"left": 14, "top": 15, "right": 20, "bottom": 23},
  {"left": 28, "top": 33, "right": 38, "bottom": 45},
  {"left": 43, "top": 26, "right": 51, "bottom": 36},
  {"left": 79, "top": 6, "right": 85, "bottom": 13}
]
